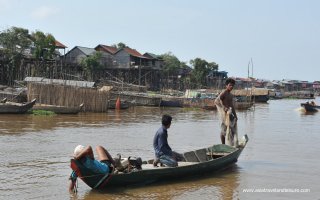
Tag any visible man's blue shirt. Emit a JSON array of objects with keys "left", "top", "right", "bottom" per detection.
[{"left": 153, "top": 126, "right": 172, "bottom": 158}]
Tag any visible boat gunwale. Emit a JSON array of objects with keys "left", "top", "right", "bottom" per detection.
[
  {"left": 108, "top": 146, "right": 243, "bottom": 178},
  {"left": 72, "top": 139, "right": 248, "bottom": 189}
]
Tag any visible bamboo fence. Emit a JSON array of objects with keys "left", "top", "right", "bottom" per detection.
[{"left": 27, "top": 83, "right": 110, "bottom": 112}]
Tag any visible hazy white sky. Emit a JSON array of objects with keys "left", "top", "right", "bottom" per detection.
[{"left": 1, "top": 0, "right": 319, "bottom": 82}]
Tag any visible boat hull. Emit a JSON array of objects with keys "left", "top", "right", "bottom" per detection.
[
  {"left": 70, "top": 141, "right": 248, "bottom": 189},
  {"left": 0, "top": 99, "right": 36, "bottom": 114},
  {"left": 160, "top": 99, "right": 183, "bottom": 107},
  {"left": 107, "top": 99, "right": 130, "bottom": 109},
  {"left": 106, "top": 147, "right": 243, "bottom": 187},
  {"left": 301, "top": 103, "right": 319, "bottom": 112}
]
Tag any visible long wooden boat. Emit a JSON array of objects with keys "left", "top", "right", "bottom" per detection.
[
  {"left": 235, "top": 101, "right": 254, "bottom": 110},
  {"left": 108, "top": 99, "right": 130, "bottom": 109},
  {"left": 202, "top": 101, "right": 253, "bottom": 110},
  {"left": 70, "top": 135, "right": 248, "bottom": 189},
  {"left": 251, "top": 95, "right": 269, "bottom": 103},
  {"left": 32, "top": 103, "right": 84, "bottom": 114},
  {"left": 183, "top": 98, "right": 216, "bottom": 109},
  {"left": 160, "top": 98, "right": 183, "bottom": 107},
  {"left": 0, "top": 99, "right": 36, "bottom": 114},
  {"left": 110, "top": 91, "right": 161, "bottom": 107},
  {"left": 300, "top": 102, "right": 320, "bottom": 112}
]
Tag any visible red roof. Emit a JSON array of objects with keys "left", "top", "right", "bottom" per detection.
[
  {"left": 55, "top": 40, "right": 67, "bottom": 49},
  {"left": 122, "top": 47, "right": 148, "bottom": 58},
  {"left": 96, "top": 44, "right": 118, "bottom": 54}
]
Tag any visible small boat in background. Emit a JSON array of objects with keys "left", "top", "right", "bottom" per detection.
[
  {"left": 234, "top": 96, "right": 254, "bottom": 110},
  {"left": 300, "top": 101, "right": 320, "bottom": 112},
  {"left": 160, "top": 98, "right": 183, "bottom": 107},
  {"left": 108, "top": 99, "right": 130, "bottom": 109},
  {"left": 0, "top": 99, "right": 36, "bottom": 114},
  {"left": 32, "top": 103, "right": 84, "bottom": 114},
  {"left": 235, "top": 101, "right": 254, "bottom": 110}
]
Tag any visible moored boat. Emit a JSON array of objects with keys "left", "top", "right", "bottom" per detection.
[
  {"left": 201, "top": 100, "right": 253, "bottom": 110},
  {"left": 70, "top": 135, "right": 249, "bottom": 189},
  {"left": 235, "top": 101, "right": 254, "bottom": 110},
  {"left": 110, "top": 91, "right": 161, "bottom": 107},
  {"left": 183, "top": 98, "right": 216, "bottom": 109},
  {"left": 108, "top": 99, "right": 130, "bottom": 109},
  {"left": 160, "top": 98, "right": 183, "bottom": 107},
  {"left": 0, "top": 99, "right": 36, "bottom": 114}
]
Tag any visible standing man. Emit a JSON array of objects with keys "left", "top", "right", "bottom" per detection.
[
  {"left": 215, "top": 78, "right": 238, "bottom": 145},
  {"left": 153, "top": 114, "right": 183, "bottom": 167}
]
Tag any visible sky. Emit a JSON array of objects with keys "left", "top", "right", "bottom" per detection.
[{"left": 1, "top": 0, "right": 319, "bottom": 82}]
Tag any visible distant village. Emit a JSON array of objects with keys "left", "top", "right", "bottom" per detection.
[
  {"left": 3, "top": 41, "right": 319, "bottom": 92},
  {"left": 0, "top": 26, "right": 319, "bottom": 109},
  {"left": 61, "top": 45, "right": 320, "bottom": 93}
]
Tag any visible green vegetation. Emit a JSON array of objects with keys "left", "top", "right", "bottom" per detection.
[
  {"left": 190, "top": 58, "right": 219, "bottom": 88},
  {"left": 80, "top": 52, "right": 103, "bottom": 80},
  {"left": 0, "top": 26, "right": 56, "bottom": 59},
  {"left": 0, "top": 26, "right": 56, "bottom": 85},
  {"left": 111, "top": 42, "right": 128, "bottom": 49},
  {"left": 32, "top": 30, "right": 56, "bottom": 60},
  {"left": 160, "top": 52, "right": 219, "bottom": 89},
  {"left": 30, "top": 110, "right": 56, "bottom": 116}
]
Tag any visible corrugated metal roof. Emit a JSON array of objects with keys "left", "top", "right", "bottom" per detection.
[
  {"left": 24, "top": 77, "right": 45, "bottom": 82},
  {"left": 143, "top": 52, "right": 161, "bottom": 59},
  {"left": 24, "top": 77, "right": 95, "bottom": 88},
  {"left": 77, "top": 46, "right": 96, "bottom": 56}
]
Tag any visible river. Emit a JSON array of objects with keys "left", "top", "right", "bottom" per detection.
[{"left": 0, "top": 98, "right": 319, "bottom": 200}]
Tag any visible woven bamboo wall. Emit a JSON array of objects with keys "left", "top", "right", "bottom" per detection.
[{"left": 27, "top": 83, "right": 110, "bottom": 112}]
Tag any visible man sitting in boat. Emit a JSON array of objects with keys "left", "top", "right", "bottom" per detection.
[
  {"left": 69, "top": 145, "right": 116, "bottom": 192},
  {"left": 153, "top": 114, "right": 183, "bottom": 167}
]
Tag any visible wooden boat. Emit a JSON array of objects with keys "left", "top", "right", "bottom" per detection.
[
  {"left": 32, "top": 103, "right": 84, "bottom": 114},
  {"left": 108, "top": 99, "right": 130, "bottom": 109},
  {"left": 183, "top": 98, "right": 216, "bottom": 110},
  {"left": 202, "top": 101, "right": 253, "bottom": 111},
  {"left": 235, "top": 101, "right": 254, "bottom": 110},
  {"left": 300, "top": 102, "right": 320, "bottom": 112},
  {"left": 251, "top": 95, "right": 269, "bottom": 103},
  {"left": 0, "top": 98, "right": 7, "bottom": 103},
  {"left": 70, "top": 135, "right": 248, "bottom": 189},
  {"left": 0, "top": 99, "right": 36, "bottom": 114},
  {"left": 160, "top": 98, "right": 183, "bottom": 107},
  {"left": 110, "top": 92, "right": 161, "bottom": 107}
]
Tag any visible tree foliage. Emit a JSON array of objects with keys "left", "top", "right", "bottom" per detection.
[
  {"left": 31, "top": 30, "right": 56, "bottom": 59},
  {"left": 111, "top": 42, "right": 128, "bottom": 49},
  {"left": 0, "top": 26, "right": 31, "bottom": 55},
  {"left": 190, "top": 58, "right": 219, "bottom": 88},
  {"left": 0, "top": 27, "right": 56, "bottom": 60},
  {"left": 160, "top": 52, "right": 181, "bottom": 74},
  {"left": 0, "top": 27, "right": 59, "bottom": 85},
  {"left": 0, "top": 27, "right": 32, "bottom": 85},
  {"left": 80, "top": 52, "right": 103, "bottom": 80}
]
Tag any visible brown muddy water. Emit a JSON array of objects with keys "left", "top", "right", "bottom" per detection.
[{"left": 0, "top": 98, "right": 319, "bottom": 200}]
